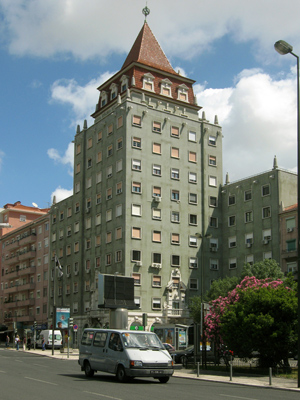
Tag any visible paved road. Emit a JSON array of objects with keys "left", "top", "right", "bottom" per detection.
[{"left": 1, "top": 348, "right": 300, "bottom": 400}]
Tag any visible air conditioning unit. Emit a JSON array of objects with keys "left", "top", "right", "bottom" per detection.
[
  {"left": 74, "top": 271, "right": 79, "bottom": 275},
  {"left": 246, "top": 243, "right": 252, "bottom": 248},
  {"left": 86, "top": 208, "right": 90, "bottom": 213},
  {"left": 210, "top": 247, "right": 217, "bottom": 252},
  {"left": 136, "top": 261, "right": 142, "bottom": 267},
  {"left": 153, "top": 196, "right": 161, "bottom": 202},
  {"left": 66, "top": 273, "right": 70, "bottom": 278},
  {"left": 263, "top": 239, "right": 269, "bottom": 244},
  {"left": 152, "top": 263, "right": 162, "bottom": 269},
  {"left": 287, "top": 228, "right": 294, "bottom": 233}
]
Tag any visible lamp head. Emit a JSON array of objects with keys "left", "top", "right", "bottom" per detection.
[{"left": 274, "top": 40, "right": 293, "bottom": 55}]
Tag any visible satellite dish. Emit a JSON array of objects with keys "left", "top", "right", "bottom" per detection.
[{"left": 32, "top": 202, "right": 39, "bottom": 208}]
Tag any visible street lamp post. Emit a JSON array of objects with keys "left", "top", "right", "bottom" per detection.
[{"left": 274, "top": 39, "right": 300, "bottom": 388}]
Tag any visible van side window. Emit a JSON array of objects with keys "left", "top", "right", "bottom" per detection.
[
  {"left": 94, "top": 332, "right": 107, "bottom": 347},
  {"left": 108, "top": 333, "right": 122, "bottom": 351},
  {"left": 81, "top": 331, "right": 94, "bottom": 346}
]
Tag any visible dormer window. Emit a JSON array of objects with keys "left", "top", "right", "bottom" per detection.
[
  {"left": 110, "top": 83, "right": 118, "bottom": 100},
  {"left": 160, "top": 78, "right": 172, "bottom": 97},
  {"left": 143, "top": 73, "right": 154, "bottom": 92},
  {"left": 177, "top": 84, "right": 189, "bottom": 102},
  {"left": 120, "top": 75, "right": 129, "bottom": 92},
  {"left": 100, "top": 91, "right": 108, "bottom": 107}
]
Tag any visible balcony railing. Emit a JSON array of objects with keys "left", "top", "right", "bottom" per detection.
[{"left": 163, "top": 308, "right": 190, "bottom": 318}]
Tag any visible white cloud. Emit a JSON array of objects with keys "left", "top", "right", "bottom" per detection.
[
  {"left": 196, "top": 67, "right": 297, "bottom": 182},
  {"left": 50, "top": 71, "right": 115, "bottom": 127},
  {"left": 1, "top": 0, "right": 300, "bottom": 62},
  {"left": 50, "top": 186, "right": 73, "bottom": 204},
  {"left": 47, "top": 142, "right": 74, "bottom": 174}
]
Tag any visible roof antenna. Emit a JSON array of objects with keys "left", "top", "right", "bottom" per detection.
[{"left": 142, "top": 3, "right": 150, "bottom": 22}]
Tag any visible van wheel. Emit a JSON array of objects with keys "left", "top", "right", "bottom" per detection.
[
  {"left": 116, "top": 365, "right": 127, "bottom": 382},
  {"left": 158, "top": 377, "right": 169, "bottom": 383},
  {"left": 84, "top": 361, "right": 94, "bottom": 377}
]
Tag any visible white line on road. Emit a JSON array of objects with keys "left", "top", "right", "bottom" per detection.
[
  {"left": 25, "top": 377, "right": 58, "bottom": 386},
  {"left": 220, "top": 395, "right": 258, "bottom": 400},
  {"left": 83, "top": 391, "right": 123, "bottom": 400}
]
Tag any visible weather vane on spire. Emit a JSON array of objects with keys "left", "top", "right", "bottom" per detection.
[{"left": 142, "top": 3, "right": 150, "bottom": 22}]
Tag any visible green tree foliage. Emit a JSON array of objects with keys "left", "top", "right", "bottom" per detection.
[
  {"left": 189, "top": 296, "right": 202, "bottom": 324},
  {"left": 204, "top": 276, "right": 240, "bottom": 301},
  {"left": 241, "top": 259, "right": 284, "bottom": 281}
]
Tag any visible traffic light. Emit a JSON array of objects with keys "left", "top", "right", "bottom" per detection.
[
  {"left": 68, "top": 318, "right": 73, "bottom": 328},
  {"left": 33, "top": 321, "right": 37, "bottom": 329}
]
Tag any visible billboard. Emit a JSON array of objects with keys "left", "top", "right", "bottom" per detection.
[
  {"left": 56, "top": 307, "right": 70, "bottom": 329},
  {"left": 98, "top": 274, "right": 136, "bottom": 309}
]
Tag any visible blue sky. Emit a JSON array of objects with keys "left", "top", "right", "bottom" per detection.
[{"left": 0, "top": 0, "right": 300, "bottom": 209}]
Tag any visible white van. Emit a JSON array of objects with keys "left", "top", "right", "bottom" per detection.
[
  {"left": 79, "top": 328, "right": 174, "bottom": 383},
  {"left": 36, "top": 330, "right": 62, "bottom": 349}
]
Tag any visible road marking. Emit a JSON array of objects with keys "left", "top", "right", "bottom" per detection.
[
  {"left": 83, "top": 391, "right": 123, "bottom": 400},
  {"left": 25, "top": 377, "right": 58, "bottom": 386},
  {"left": 220, "top": 395, "right": 258, "bottom": 400}
]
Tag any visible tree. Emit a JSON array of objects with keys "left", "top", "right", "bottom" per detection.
[
  {"left": 241, "top": 259, "right": 284, "bottom": 281},
  {"left": 205, "top": 276, "right": 297, "bottom": 368},
  {"left": 189, "top": 296, "right": 202, "bottom": 324},
  {"left": 204, "top": 276, "right": 239, "bottom": 301}
]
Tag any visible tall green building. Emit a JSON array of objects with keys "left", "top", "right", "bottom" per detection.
[{"left": 49, "top": 22, "right": 223, "bottom": 334}]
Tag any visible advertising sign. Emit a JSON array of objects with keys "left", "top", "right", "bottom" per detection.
[{"left": 56, "top": 307, "right": 70, "bottom": 329}]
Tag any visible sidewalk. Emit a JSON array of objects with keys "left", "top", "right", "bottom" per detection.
[{"left": 6, "top": 347, "right": 300, "bottom": 391}]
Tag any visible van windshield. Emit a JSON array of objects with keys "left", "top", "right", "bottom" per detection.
[
  {"left": 121, "top": 333, "right": 164, "bottom": 350},
  {"left": 49, "top": 334, "right": 62, "bottom": 341}
]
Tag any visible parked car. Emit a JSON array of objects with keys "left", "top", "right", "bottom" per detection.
[{"left": 174, "top": 346, "right": 221, "bottom": 365}]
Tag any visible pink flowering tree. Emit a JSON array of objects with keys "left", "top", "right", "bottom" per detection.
[{"left": 205, "top": 276, "right": 297, "bottom": 368}]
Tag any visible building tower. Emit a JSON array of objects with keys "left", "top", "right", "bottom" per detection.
[{"left": 50, "top": 19, "right": 223, "bottom": 335}]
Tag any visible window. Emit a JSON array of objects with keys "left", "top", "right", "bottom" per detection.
[
  {"left": 116, "top": 159, "right": 122, "bottom": 172},
  {"left": 189, "top": 236, "right": 197, "bottom": 247},
  {"left": 117, "top": 115, "right": 123, "bottom": 128},
  {"left": 115, "top": 250, "right": 122, "bottom": 262},
  {"left": 106, "top": 187, "right": 112, "bottom": 200},
  {"left": 177, "top": 84, "right": 188, "bottom": 101},
  {"left": 74, "top": 242, "right": 79, "bottom": 253},
  {"left": 153, "top": 164, "right": 161, "bottom": 176},
  {"left": 245, "top": 211, "right": 253, "bottom": 223},
  {"left": 87, "top": 158, "right": 92, "bottom": 168},
  {"left": 101, "top": 91, "right": 107, "bottom": 107},
  {"left": 171, "top": 190, "right": 180, "bottom": 201},
  {"left": 152, "top": 298, "right": 161, "bottom": 310},
  {"left": 209, "top": 155, "right": 217, "bottom": 166},
  {"left": 189, "top": 279, "right": 198, "bottom": 290},
  {"left": 116, "top": 182, "right": 122, "bottom": 194},
  {"left": 132, "top": 115, "right": 142, "bottom": 127},
  {"left": 286, "top": 239, "right": 296, "bottom": 252},
  {"left": 153, "top": 121, "right": 162, "bottom": 133},
  {"left": 96, "top": 213, "right": 101, "bottom": 225},
  {"left": 106, "top": 231, "right": 112, "bottom": 243},
  {"left": 210, "top": 259, "right": 219, "bottom": 270},
  {"left": 76, "top": 163, "right": 80, "bottom": 173},
  {"left": 171, "top": 147, "right": 179, "bottom": 158},
  {"left": 189, "top": 193, "right": 197, "bottom": 204},
  {"left": 106, "top": 253, "right": 112, "bottom": 266},
  {"left": 246, "top": 255, "right": 254, "bottom": 265},
  {"left": 160, "top": 78, "right": 172, "bottom": 96},
  {"left": 171, "top": 255, "right": 180, "bottom": 267},
  {"left": 76, "top": 143, "right": 81, "bottom": 154},
  {"left": 209, "top": 196, "right": 217, "bottom": 207},
  {"left": 152, "top": 231, "right": 161, "bottom": 242},
  {"left": 132, "top": 159, "right": 141, "bottom": 171},
  {"left": 189, "top": 151, "right": 197, "bottom": 163},
  {"left": 262, "top": 229, "right": 271, "bottom": 242},
  {"left": 263, "top": 252, "right": 272, "bottom": 260},
  {"left": 245, "top": 233, "right": 253, "bottom": 246},
  {"left": 209, "top": 176, "right": 217, "bottom": 187},
  {"left": 106, "top": 209, "right": 112, "bottom": 222},
  {"left": 132, "top": 137, "right": 141, "bottom": 148},
  {"left": 97, "top": 131, "right": 102, "bottom": 142},
  {"left": 75, "top": 182, "right": 80, "bottom": 193},
  {"left": 228, "top": 215, "right": 236, "bottom": 226},
  {"left": 153, "top": 142, "right": 161, "bottom": 154},
  {"left": 152, "top": 276, "right": 161, "bottom": 287},
  {"left": 152, "top": 208, "right": 161, "bottom": 220},
  {"left": 188, "top": 131, "right": 196, "bottom": 142},
  {"left": 132, "top": 250, "right": 141, "bottom": 262},
  {"left": 208, "top": 135, "right": 216, "bottom": 146},
  {"left": 171, "top": 168, "right": 179, "bottom": 180},
  {"left": 87, "top": 137, "right": 93, "bottom": 149},
  {"left": 171, "top": 126, "right": 179, "bottom": 138},
  {"left": 116, "top": 227, "right": 122, "bottom": 240},
  {"left": 120, "top": 75, "right": 129, "bottom": 92},
  {"left": 189, "top": 257, "right": 198, "bottom": 269},
  {"left": 106, "top": 165, "right": 112, "bottom": 178},
  {"left": 132, "top": 227, "right": 141, "bottom": 239},
  {"left": 171, "top": 211, "right": 180, "bottom": 223},
  {"left": 143, "top": 73, "right": 154, "bottom": 91},
  {"left": 229, "top": 236, "right": 236, "bottom": 248},
  {"left": 107, "top": 144, "right": 113, "bottom": 157},
  {"left": 189, "top": 172, "right": 197, "bottom": 183},
  {"left": 286, "top": 217, "right": 296, "bottom": 231},
  {"left": 132, "top": 204, "right": 141, "bottom": 216},
  {"left": 107, "top": 124, "right": 113, "bottom": 136},
  {"left": 171, "top": 233, "right": 180, "bottom": 245},
  {"left": 244, "top": 190, "right": 252, "bottom": 201},
  {"left": 133, "top": 273, "right": 141, "bottom": 285},
  {"left": 229, "top": 258, "right": 237, "bottom": 269},
  {"left": 189, "top": 214, "right": 197, "bottom": 225},
  {"left": 132, "top": 182, "right": 141, "bottom": 193},
  {"left": 152, "top": 253, "right": 161, "bottom": 264},
  {"left": 117, "top": 137, "right": 123, "bottom": 150},
  {"left": 262, "top": 184, "right": 270, "bottom": 196},
  {"left": 116, "top": 204, "right": 122, "bottom": 217},
  {"left": 262, "top": 206, "right": 271, "bottom": 219},
  {"left": 97, "top": 151, "right": 102, "bottom": 163},
  {"left": 228, "top": 195, "right": 235, "bottom": 205}
]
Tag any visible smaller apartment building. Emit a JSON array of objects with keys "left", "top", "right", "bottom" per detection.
[
  {"left": 279, "top": 204, "right": 298, "bottom": 278},
  {"left": 221, "top": 162, "right": 297, "bottom": 278},
  {"left": 0, "top": 203, "right": 50, "bottom": 337}
]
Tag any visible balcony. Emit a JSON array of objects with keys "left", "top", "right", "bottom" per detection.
[
  {"left": 18, "top": 265, "right": 36, "bottom": 276},
  {"left": 5, "top": 255, "right": 19, "bottom": 265},
  {"left": 2, "top": 299, "right": 35, "bottom": 310},
  {"left": 4, "top": 282, "right": 35, "bottom": 294},
  {"left": 19, "top": 233, "right": 36, "bottom": 246},
  {"left": 5, "top": 240, "right": 19, "bottom": 250},
  {"left": 164, "top": 308, "right": 190, "bottom": 319},
  {"left": 19, "top": 250, "right": 36, "bottom": 261}
]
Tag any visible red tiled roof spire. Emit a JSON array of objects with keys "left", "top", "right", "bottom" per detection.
[{"left": 122, "top": 22, "right": 177, "bottom": 75}]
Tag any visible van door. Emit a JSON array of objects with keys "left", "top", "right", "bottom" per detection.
[
  {"left": 105, "top": 333, "right": 124, "bottom": 374},
  {"left": 90, "top": 331, "right": 108, "bottom": 372}
]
